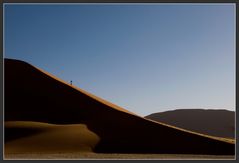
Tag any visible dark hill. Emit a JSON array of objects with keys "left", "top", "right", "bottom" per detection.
[{"left": 145, "top": 109, "right": 235, "bottom": 139}]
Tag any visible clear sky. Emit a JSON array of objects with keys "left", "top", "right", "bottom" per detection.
[{"left": 4, "top": 3, "right": 235, "bottom": 116}]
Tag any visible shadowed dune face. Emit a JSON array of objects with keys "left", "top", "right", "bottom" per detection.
[
  {"left": 145, "top": 109, "right": 235, "bottom": 139},
  {"left": 4, "top": 59, "right": 235, "bottom": 155}
]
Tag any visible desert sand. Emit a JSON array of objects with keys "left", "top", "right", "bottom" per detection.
[
  {"left": 5, "top": 121, "right": 99, "bottom": 153},
  {"left": 4, "top": 153, "right": 235, "bottom": 160},
  {"left": 4, "top": 58, "right": 235, "bottom": 159}
]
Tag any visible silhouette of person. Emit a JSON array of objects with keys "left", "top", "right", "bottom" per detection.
[{"left": 70, "top": 80, "right": 72, "bottom": 85}]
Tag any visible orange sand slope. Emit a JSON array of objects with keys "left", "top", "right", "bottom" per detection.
[{"left": 4, "top": 58, "right": 235, "bottom": 155}]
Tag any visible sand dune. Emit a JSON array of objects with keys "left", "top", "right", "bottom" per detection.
[
  {"left": 145, "top": 109, "right": 235, "bottom": 139},
  {"left": 4, "top": 58, "right": 235, "bottom": 156},
  {"left": 5, "top": 121, "right": 100, "bottom": 153}
]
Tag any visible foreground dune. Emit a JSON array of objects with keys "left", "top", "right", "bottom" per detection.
[
  {"left": 5, "top": 121, "right": 100, "bottom": 153},
  {"left": 4, "top": 58, "right": 235, "bottom": 156}
]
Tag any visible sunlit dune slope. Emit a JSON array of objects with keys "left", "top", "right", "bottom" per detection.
[
  {"left": 4, "top": 58, "right": 235, "bottom": 155},
  {"left": 145, "top": 109, "right": 235, "bottom": 139},
  {"left": 5, "top": 121, "right": 100, "bottom": 153}
]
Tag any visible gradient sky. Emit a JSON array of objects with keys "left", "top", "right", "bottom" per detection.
[{"left": 4, "top": 3, "right": 235, "bottom": 116}]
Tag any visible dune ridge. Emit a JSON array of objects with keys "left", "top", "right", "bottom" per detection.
[
  {"left": 34, "top": 65, "right": 137, "bottom": 116},
  {"left": 4, "top": 58, "right": 235, "bottom": 155}
]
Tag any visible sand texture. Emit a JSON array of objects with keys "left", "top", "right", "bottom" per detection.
[{"left": 5, "top": 121, "right": 100, "bottom": 153}]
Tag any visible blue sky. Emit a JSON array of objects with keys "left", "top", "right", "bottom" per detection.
[{"left": 4, "top": 4, "right": 235, "bottom": 116}]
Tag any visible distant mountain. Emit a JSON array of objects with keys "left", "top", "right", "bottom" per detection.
[{"left": 145, "top": 109, "right": 235, "bottom": 139}]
